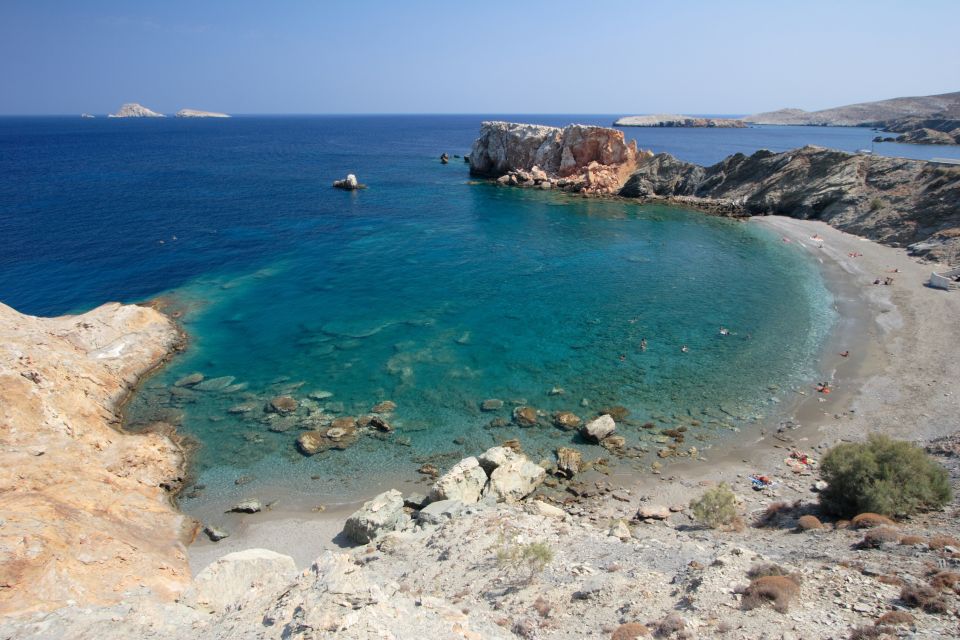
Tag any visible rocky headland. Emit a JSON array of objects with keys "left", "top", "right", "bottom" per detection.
[
  {"left": 469, "top": 121, "right": 645, "bottom": 194},
  {"left": 614, "top": 114, "right": 747, "bottom": 128},
  {"left": 744, "top": 90, "right": 960, "bottom": 145},
  {"left": 175, "top": 109, "right": 231, "bottom": 118},
  {"left": 0, "top": 301, "right": 190, "bottom": 616},
  {"left": 108, "top": 103, "right": 166, "bottom": 118}
]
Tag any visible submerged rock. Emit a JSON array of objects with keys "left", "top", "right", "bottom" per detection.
[
  {"left": 266, "top": 395, "right": 298, "bottom": 414},
  {"left": 581, "top": 414, "right": 616, "bottom": 443},
  {"left": 308, "top": 390, "right": 334, "bottom": 400},
  {"left": 480, "top": 399, "right": 504, "bottom": 412},
  {"left": 343, "top": 489, "right": 407, "bottom": 544},
  {"left": 428, "top": 457, "right": 488, "bottom": 504},
  {"left": 553, "top": 411, "right": 582, "bottom": 430},
  {"left": 512, "top": 405, "right": 538, "bottom": 427},
  {"left": 174, "top": 373, "right": 204, "bottom": 387},
  {"left": 195, "top": 375, "right": 236, "bottom": 391},
  {"left": 368, "top": 415, "right": 393, "bottom": 433},
  {"left": 296, "top": 420, "right": 359, "bottom": 455},
  {"left": 371, "top": 400, "right": 396, "bottom": 413}
]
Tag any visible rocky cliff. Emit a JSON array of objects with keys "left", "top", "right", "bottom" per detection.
[
  {"left": 469, "top": 121, "right": 642, "bottom": 194},
  {"left": 619, "top": 146, "right": 960, "bottom": 263},
  {"left": 614, "top": 114, "right": 747, "bottom": 128},
  {"left": 108, "top": 103, "right": 165, "bottom": 118},
  {"left": 0, "top": 302, "right": 190, "bottom": 615}
]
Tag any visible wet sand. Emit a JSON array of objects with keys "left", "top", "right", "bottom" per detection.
[{"left": 188, "top": 215, "right": 960, "bottom": 573}]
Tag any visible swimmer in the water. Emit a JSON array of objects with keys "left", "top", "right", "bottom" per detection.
[
  {"left": 640, "top": 338, "right": 647, "bottom": 351},
  {"left": 681, "top": 345, "right": 689, "bottom": 353}
]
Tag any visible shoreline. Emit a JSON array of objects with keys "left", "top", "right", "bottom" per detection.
[{"left": 180, "top": 211, "right": 960, "bottom": 573}]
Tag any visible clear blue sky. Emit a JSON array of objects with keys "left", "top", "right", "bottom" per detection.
[{"left": 1, "top": 0, "right": 957, "bottom": 115}]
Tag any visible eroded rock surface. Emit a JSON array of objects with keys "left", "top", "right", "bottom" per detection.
[{"left": 0, "top": 301, "right": 189, "bottom": 615}]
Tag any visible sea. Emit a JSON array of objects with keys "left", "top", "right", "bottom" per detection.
[{"left": 2, "top": 115, "right": 957, "bottom": 511}]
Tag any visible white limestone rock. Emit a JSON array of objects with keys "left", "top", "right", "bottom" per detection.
[
  {"left": 581, "top": 414, "right": 616, "bottom": 443},
  {"left": 428, "top": 456, "right": 488, "bottom": 504},
  {"left": 108, "top": 103, "right": 165, "bottom": 118},
  {"left": 176, "top": 108, "right": 230, "bottom": 118},
  {"left": 343, "top": 489, "right": 407, "bottom": 544},
  {"left": 190, "top": 549, "right": 297, "bottom": 613}
]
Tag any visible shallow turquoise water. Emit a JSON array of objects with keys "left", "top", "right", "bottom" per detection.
[{"left": 127, "top": 188, "right": 834, "bottom": 504}]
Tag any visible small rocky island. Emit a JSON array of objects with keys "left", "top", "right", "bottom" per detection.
[
  {"left": 108, "top": 102, "right": 166, "bottom": 118},
  {"left": 614, "top": 114, "right": 747, "bottom": 128},
  {"left": 176, "top": 108, "right": 231, "bottom": 118}
]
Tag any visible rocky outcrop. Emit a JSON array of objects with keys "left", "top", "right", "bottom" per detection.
[
  {"left": 428, "top": 456, "right": 488, "bottom": 504},
  {"left": 0, "top": 301, "right": 189, "bottom": 615},
  {"left": 175, "top": 109, "right": 230, "bottom": 118},
  {"left": 189, "top": 549, "right": 297, "bottom": 613},
  {"left": 615, "top": 114, "right": 747, "bottom": 128},
  {"left": 343, "top": 490, "right": 408, "bottom": 544},
  {"left": 108, "top": 102, "right": 165, "bottom": 118},
  {"left": 619, "top": 145, "right": 960, "bottom": 264},
  {"left": 469, "top": 121, "right": 642, "bottom": 194}
]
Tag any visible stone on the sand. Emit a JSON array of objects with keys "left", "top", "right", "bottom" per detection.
[
  {"left": 480, "top": 398, "right": 504, "bottom": 412},
  {"left": 512, "top": 405, "right": 538, "bottom": 427},
  {"left": 609, "top": 520, "right": 632, "bottom": 541},
  {"left": 637, "top": 504, "right": 671, "bottom": 520},
  {"left": 555, "top": 447, "right": 583, "bottom": 478},
  {"left": 371, "top": 400, "right": 396, "bottom": 413},
  {"left": 190, "top": 549, "right": 297, "bottom": 613},
  {"left": 267, "top": 395, "right": 298, "bottom": 414},
  {"left": 485, "top": 455, "right": 546, "bottom": 503},
  {"left": 174, "top": 373, "right": 204, "bottom": 387},
  {"left": 428, "top": 456, "right": 488, "bottom": 504},
  {"left": 600, "top": 434, "right": 627, "bottom": 453},
  {"left": 581, "top": 414, "right": 616, "bottom": 442},
  {"left": 553, "top": 411, "right": 582, "bottom": 430},
  {"left": 228, "top": 499, "right": 262, "bottom": 514},
  {"left": 204, "top": 525, "right": 229, "bottom": 542},
  {"left": 417, "top": 499, "right": 467, "bottom": 525},
  {"left": 343, "top": 489, "right": 407, "bottom": 544}
]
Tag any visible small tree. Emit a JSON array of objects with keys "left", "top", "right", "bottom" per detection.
[
  {"left": 819, "top": 435, "right": 951, "bottom": 518},
  {"left": 690, "top": 483, "right": 737, "bottom": 528}
]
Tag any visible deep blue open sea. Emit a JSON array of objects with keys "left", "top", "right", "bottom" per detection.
[{"left": 2, "top": 115, "right": 955, "bottom": 509}]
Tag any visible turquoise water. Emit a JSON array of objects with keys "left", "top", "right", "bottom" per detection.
[{"left": 0, "top": 115, "right": 843, "bottom": 508}]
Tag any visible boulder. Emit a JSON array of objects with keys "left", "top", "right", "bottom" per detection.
[
  {"left": 485, "top": 456, "right": 546, "bottom": 503},
  {"left": 371, "top": 400, "right": 396, "bottom": 413},
  {"left": 477, "top": 445, "right": 520, "bottom": 475},
  {"left": 637, "top": 504, "right": 671, "bottom": 520},
  {"left": 191, "top": 549, "right": 297, "bottom": 613},
  {"left": 174, "top": 372, "right": 204, "bottom": 387},
  {"left": 228, "top": 499, "right": 262, "bottom": 514},
  {"left": 333, "top": 174, "right": 365, "bottom": 190},
  {"left": 529, "top": 500, "right": 567, "bottom": 518},
  {"left": 296, "top": 421, "right": 359, "bottom": 455},
  {"left": 581, "top": 414, "right": 616, "bottom": 443},
  {"left": 428, "top": 457, "right": 488, "bottom": 504},
  {"left": 417, "top": 499, "right": 467, "bottom": 525},
  {"left": 267, "top": 395, "right": 298, "bottom": 414},
  {"left": 552, "top": 411, "right": 582, "bottom": 430},
  {"left": 204, "top": 525, "right": 229, "bottom": 542},
  {"left": 368, "top": 415, "right": 393, "bottom": 432},
  {"left": 343, "top": 489, "right": 407, "bottom": 544},
  {"left": 512, "top": 405, "right": 538, "bottom": 427},
  {"left": 555, "top": 447, "right": 583, "bottom": 478}
]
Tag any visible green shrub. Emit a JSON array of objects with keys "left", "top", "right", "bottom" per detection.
[
  {"left": 494, "top": 532, "right": 553, "bottom": 584},
  {"left": 819, "top": 436, "right": 951, "bottom": 517},
  {"left": 690, "top": 483, "right": 737, "bottom": 528},
  {"left": 869, "top": 197, "right": 884, "bottom": 211}
]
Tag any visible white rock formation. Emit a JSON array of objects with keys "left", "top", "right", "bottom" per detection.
[
  {"left": 190, "top": 549, "right": 297, "bottom": 613},
  {"left": 485, "top": 455, "right": 546, "bottom": 503},
  {"left": 582, "top": 414, "right": 616, "bottom": 442},
  {"left": 108, "top": 103, "right": 165, "bottom": 118},
  {"left": 176, "top": 109, "right": 230, "bottom": 118},
  {"left": 343, "top": 489, "right": 407, "bottom": 544},
  {"left": 428, "top": 456, "right": 488, "bottom": 504}
]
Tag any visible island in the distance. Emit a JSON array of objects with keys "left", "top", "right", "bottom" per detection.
[
  {"left": 108, "top": 102, "right": 165, "bottom": 118},
  {"left": 614, "top": 114, "right": 746, "bottom": 128},
  {"left": 176, "top": 108, "right": 231, "bottom": 118}
]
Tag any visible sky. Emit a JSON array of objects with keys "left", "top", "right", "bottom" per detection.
[{"left": 1, "top": 0, "right": 958, "bottom": 115}]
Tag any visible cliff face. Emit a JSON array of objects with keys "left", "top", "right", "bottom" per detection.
[
  {"left": 469, "top": 121, "right": 641, "bottom": 194},
  {"left": 0, "top": 302, "right": 190, "bottom": 615},
  {"left": 620, "top": 146, "right": 960, "bottom": 263}
]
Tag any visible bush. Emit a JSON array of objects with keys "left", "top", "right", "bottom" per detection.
[
  {"left": 852, "top": 513, "right": 896, "bottom": 529},
  {"left": 929, "top": 570, "right": 960, "bottom": 592},
  {"left": 927, "top": 535, "right": 960, "bottom": 550},
  {"left": 899, "top": 535, "right": 926, "bottom": 546},
  {"left": 747, "top": 563, "right": 792, "bottom": 579},
  {"left": 818, "top": 436, "right": 951, "bottom": 517},
  {"left": 869, "top": 197, "right": 884, "bottom": 212},
  {"left": 875, "top": 610, "right": 913, "bottom": 626},
  {"left": 610, "top": 622, "right": 650, "bottom": 639},
  {"left": 741, "top": 575, "right": 800, "bottom": 613},
  {"left": 690, "top": 483, "right": 737, "bottom": 528},
  {"left": 797, "top": 514, "right": 823, "bottom": 531},
  {"left": 857, "top": 527, "right": 901, "bottom": 549},
  {"left": 900, "top": 584, "right": 948, "bottom": 613},
  {"left": 495, "top": 534, "right": 553, "bottom": 584}
]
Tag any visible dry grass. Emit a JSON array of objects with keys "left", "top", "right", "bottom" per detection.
[
  {"left": 796, "top": 514, "right": 823, "bottom": 531},
  {"left": 900, "top": 584, "right": 948, "bottom": 613},
  {"left": 851, "top": 513, "right": 896, "bottom": 529},
  {"left": 746, "top": 563, "right": 792, "bottom": 579},
  {"left": 899, "top": 535, "right": 926, "bottom": 546},
  {"left": 875, "top": 610, "right": 914, "bottom": 626},
  {"left": 849, "top": 625, "right": 896, "bottom": 640},
  {"left": 754, "top": 501, "right": 793, "bottom": 528},
  {"left": 927, "top": 535, "right": 960, "bottom": 550},
  {"left": 876, "top": 574, "right": 904, "bottom": 587},
  {"left": 857, "top": 526, "right": 901, "bottom": 549},
  {"left": 653, "top": 613, "right": 685, "bottom": 637},
  {"left": 929, "top": 570, "right": 960, "bottom": 592},
  {"left": 610, "top": 622, "right": 650, "bottom": 639},
  {"left": 741, "top": 575, "right": 800, "bottom": 613}
]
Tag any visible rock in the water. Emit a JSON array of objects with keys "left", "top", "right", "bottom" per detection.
[
  {"left": 368, "top": 415, "right": 393, "bottom": 432},
  {"left": 371, "top": 400, "right": 397, "bottom": 413},
  {"left": 480, "top": 398, "right": 504, "bottom": 412},
  {"left": 308, "top": 390, "right": 334, "bottom": 400},
  {"left": 204, "top": 525, "right": 229, "bottom": 542},
  {"left": 553, "top": 411, "right": 582, "bottom": 430},
  {"left": 108, "top": 102, "right": 165, "bottom": 118},
  {"left": 227, "top": 402, "right": 258, "bottom": 414},
  {"left": 428, "top": 456, "right": 488, "bottom": 504},
  {"left": 555, "top": 447, "right": 583, "bottom": 478},
  {"left": 228, "top": 499, "right": 262, "bottom": 514},
  {"left": 343, "top": 489, "right": 407, "bottom": 544},
  {"left": 267, "top": 395, "right": 298, "bottom": 414},
  {"left": 512, "top": 405, "right": 538, "bottom": 427},
  {"left": 581, "top": 414, "right": 616, "bottom": 443},
  {"left": 598, "top": 405, "right": 630, "bottom": 421},
  {"left": 600, "top": 435, "right": 627, "bottom": 453},
  {"left": 195, "top": 375, "right": 236, "bottom": 391},
  {"left": 174, "top": 373, "right": 204, "bottom": 387},
  {"left": 333, "top": 174, "right": 365, "bottom": 190},
  {"left": 176, "top": 108, "right": 230, "bottom": 118},
  {"left": 190, "top": 549, "right": 297, "bottom": 613},
  {"left": 296, "top": 421, "right": 359, "bottom": 455}
]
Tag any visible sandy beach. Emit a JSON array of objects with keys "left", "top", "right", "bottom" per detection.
[{"left": 185, "top": 213, "right": 960, "bottom": 574}]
